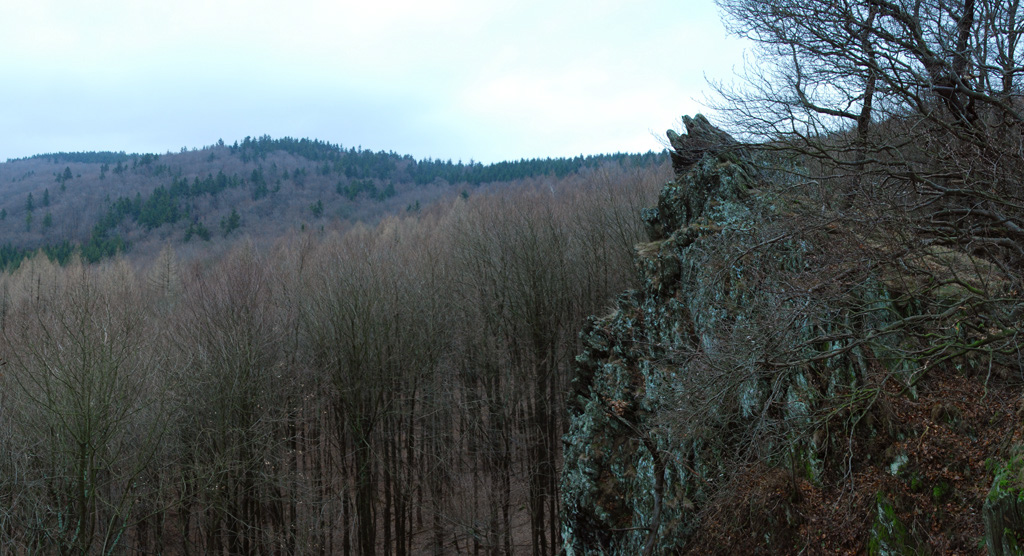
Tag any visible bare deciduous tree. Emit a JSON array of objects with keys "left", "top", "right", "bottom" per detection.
[{"left": 0, "top": 260, "right": 165, "bottom": 553}]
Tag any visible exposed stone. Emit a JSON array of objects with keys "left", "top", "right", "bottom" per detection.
[
  {"left": 666, "top": 114, "right": 744, "bottom": 174},
  {"left": 560, "top": 116, "right": 906, "bottom": 553},
  {"left": 562, "top": 116, "right": 770, "bottom": 554},
  {"left": 868, "top": 493, "right": 918, "bottom": 556},
  {"left": 984, "top": 451, "right": 1024, "bottom": 556}
]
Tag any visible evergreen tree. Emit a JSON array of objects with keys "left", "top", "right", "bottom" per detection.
[
  {"left": 220, "top": 209, "right": 241, "bottom": 237},
  {"left": 185, "top": 220, "right": 212, "bottom": 242},
  {"left": 310, "top": 200, "right": 324, "bottom": 218}
]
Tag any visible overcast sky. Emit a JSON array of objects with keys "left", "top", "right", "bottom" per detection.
[{"left": 0, "top": 1, "right": 748, "bottom": 163}]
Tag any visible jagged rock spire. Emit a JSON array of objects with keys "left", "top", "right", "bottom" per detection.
[{"left": 666, "top": 114, "right": 740, "bottom": 174}]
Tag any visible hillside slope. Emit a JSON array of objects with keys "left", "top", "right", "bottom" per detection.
[
  {"left": 0, "top": 138, "right": 664, "bottom": 267},
  {"left": 561, "top": 116, "right": 1024, "bottom": 554}
]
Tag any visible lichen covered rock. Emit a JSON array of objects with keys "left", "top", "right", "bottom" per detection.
[
  {"left": 560, "top": 116, "right": 904, "bottom": 554},
  {"left": 868, "top": 493, "right": 917, "bottom": 555},
  {"left": 985, "top": 450, "right": 1024, "bottom": 556},
  {"left": 562, "top": 115, "right": 772, "bottom": 554}
]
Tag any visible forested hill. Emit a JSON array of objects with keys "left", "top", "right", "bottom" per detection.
[{"left": 0, "top": 137, "right": 666, "bottom": 269}]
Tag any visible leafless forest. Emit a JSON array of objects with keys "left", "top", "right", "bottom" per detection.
[{"left": 0, "top": 161, "right": 668, "bottom": 555}]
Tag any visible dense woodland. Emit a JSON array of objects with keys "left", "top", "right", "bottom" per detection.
[
  {"left": 4, "top": 0, "right": 1024, "bottom": 552},
  {"left": 0, "top": 138, "right": 664, "bottom": 270},
  {"left": 0, "top": 160, "right": 669, "bottom": 554}
]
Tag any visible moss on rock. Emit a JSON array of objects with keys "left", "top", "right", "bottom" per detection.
[{"left": 985, "top": 450, "right": 1024, "bottom": 556}]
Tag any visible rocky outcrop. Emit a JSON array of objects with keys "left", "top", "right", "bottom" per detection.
[
  {"left": 560, "top": 108, "right": 1024, "bottom": 553},
  {"left": 560, "top": 116, "right": 902, "bottom": 554},
  {"left": 665, "top": 114, "right": 744, "bottom": 174},
  {"left": 561, "top": 115, "right": 768, "bottom": 554},
  {"left": 984, "top": 451, "right": 1024, "bottom": 556}
]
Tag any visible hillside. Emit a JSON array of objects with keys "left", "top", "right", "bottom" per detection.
[
  {"left": 0, "top": 137, "right": 665, "bottom": 268},
  {"left": 562, "top": 116, "right": 1023, "bottom": 554},
  {"left": 2, "top": 0, "right": 1022, "bottom": 552},
  {"left": 0, "top": 149, "right": 672, "bottom": 555},
  {"left": 555, "top": 1, "right": 1024, "bottom": 550}
]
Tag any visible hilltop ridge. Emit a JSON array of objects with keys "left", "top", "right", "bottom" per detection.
[{"left": 0, "top": 137, "right": 665, "bottom": 268}]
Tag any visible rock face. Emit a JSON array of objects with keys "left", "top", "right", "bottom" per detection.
[
  {"left": 665, "top": 114, "right": 743, "bottom": 174},
  {"left": 560, "top": 115, "right": 896, "bottom": 553},
  {"left": 561, "top": 114, "right": 1024, "bottom": 554},
  {"left": 984, "top": 452, "right": 1024, "bottom": 556},
  {"left": 561, "top": 115, "right": 766, "bottom": 554}
]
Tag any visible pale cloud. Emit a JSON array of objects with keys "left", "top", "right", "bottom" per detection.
[{"left": 0, "top": 0, "right": 748, "bottom": 162}]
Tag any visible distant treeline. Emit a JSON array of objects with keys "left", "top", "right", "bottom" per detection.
[
  {"left": 12, "top": 139, "right": 668, "bottom": 184},
  {"left": 10, "top": 151, "right": 143, "bottom": 165},
  {"left": 231, "top": 134, "right": 668, "bottom": 184},
  {"left": 409, "top": 152, "right": 667, "bottom": 184},
  {"left": 11, "top": 138, "right": 667, "bottom": 187},
  {"left": 1, "top": 136, "right": 668, "bottom": 270}
]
